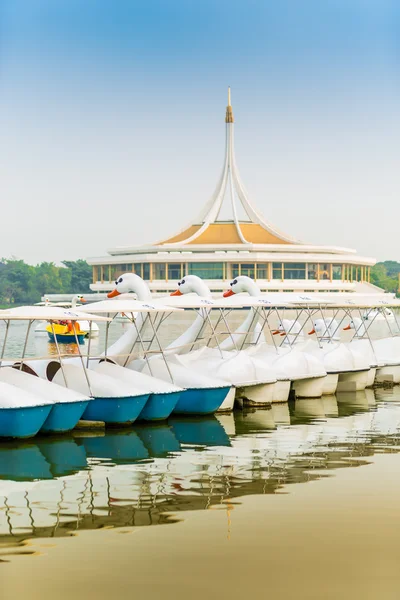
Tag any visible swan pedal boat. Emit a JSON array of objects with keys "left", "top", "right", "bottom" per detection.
[
  {"left": 4, "top": 304, "right": 160, "bottom": 426},
  {"left": 165, "top": 283, "right": 295, "bottom": 406},
  {"left": 78, "top": 296, "right": 233, "bottom": 416},
  {"left": 0, "top": 306, "right": 111, "bottom": 434}
]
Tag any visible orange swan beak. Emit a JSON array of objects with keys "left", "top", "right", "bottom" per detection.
[
  {"left": 223, "top": 290, "right": 235, "bottom": 297},
  {"left": 108, "top": 289, "right": 121, "bottom": 298},
  {"left": 308, "top": 329, "right": 316, "bottom": 335},
  {"left": 170, "top": 290, "right": 182, "bottom": 296}
]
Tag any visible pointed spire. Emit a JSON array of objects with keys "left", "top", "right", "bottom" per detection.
[{"left": 225, "top": 86, "right": 234, "bottom": 123}]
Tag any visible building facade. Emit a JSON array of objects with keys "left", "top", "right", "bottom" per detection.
[{"left": 88, "top": 90, "right": 376, "bottom": 295}]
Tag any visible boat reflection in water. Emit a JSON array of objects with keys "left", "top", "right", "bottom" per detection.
[{"left": 1, "top": 388, "right": 400, "bottom": 557}]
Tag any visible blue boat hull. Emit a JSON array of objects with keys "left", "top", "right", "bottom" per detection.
[
  {"left": 82, "top": 394, "right": 149, "bottom": 424},
  {"left": 0, "top": 405, "right": 52, "bottom": 439},
  {"left": 169, "top": 416, "right": 231, "bottom": 447},
  {"left": 47, "top": 333, "right": 85, "bottom": 344},
  {"left": 41, "top": 400, "right": 90, "bottom": 433},
  {"left": 138, "top": 391, "right": 181, "bottom": 421},
  {"left": 172, "top": 387, "right": 230, "bottom": 415}
]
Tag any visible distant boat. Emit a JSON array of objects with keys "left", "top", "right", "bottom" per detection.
[
  {"left": 46, "top": 322, "right": 86, "bottom": 344},
  {"left": 35, "top": 295, "right": 100, "bottom": 337}
]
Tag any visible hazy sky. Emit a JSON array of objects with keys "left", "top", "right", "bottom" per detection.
[{"left": 1, "top": 0, "right": 399, "bottom": 264}]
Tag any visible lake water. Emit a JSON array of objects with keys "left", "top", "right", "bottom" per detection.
[
  {"left": 1, "top": 388, "right": 400, "bottom": 598},
  {"left": 1, "top": 317, "right": 400, "bottom": 598}
]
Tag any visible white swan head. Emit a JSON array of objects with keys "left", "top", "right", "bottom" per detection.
[
  {"left": 274, "top": 319, "right": 302, "bottom": 337},
  {"left": 343, "top": 317, "right": 365, "bottom": 333},
  {"left": 308, "top": 318, "right": 339, "bottom": 336},
  {"left": 223, "top": 276, "right": 261, "bottom": 297},
  {"left": 72, "top": 294, "right": 86, "bottom": 304},
  {"left": 171, "top": 275, "right": 212, "bottom": 298},
  {"left": 107, "top": 273, "right": 152, "bottom": 301}
]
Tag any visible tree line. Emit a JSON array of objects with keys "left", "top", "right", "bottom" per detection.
[
  {"left": 0, "top": 259, "right": 92, "bottom": 305},
  {"left": 0, "top": 258, "right": 397, "bottom": 306},
  {"left": 371, "top": 261, "right": 400, "bottom": 295}
]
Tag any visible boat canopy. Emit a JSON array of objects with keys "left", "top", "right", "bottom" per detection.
[
  {"left": 0, "top": 306, "right": 111, "bottom": 321},
  {"left": 160, "top": 295, "right": 292, "bottom": 309},
  {"left": 78, "top": 299, "right": 183, "bottom": 314}
]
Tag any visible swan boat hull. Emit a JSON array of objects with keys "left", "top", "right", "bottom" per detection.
[
  {"left": 375, "top": 365, "right": 400, "bottom": 385},
  {"left": 292, "top": 375, "right": 327, "bottom": 399},
  {"left": 216, "top": 387, "right": 236, "bottom": 412},
  {"left": 336, "top": 369, "right": 370, "bottom": 392},
  {"left": 82, "top": 394, "right": 149, "bottom": 424},
  {"left": 41, "top": 400, "right": 90, "bottom": 433},
  {"left": 138, "top": 391, "right": 181, "bottom": 421},
  {"left": 0, "top": 405, "right": 52, "bottom": 439},
  {"left": 172, "top": 386, "right": 231, "bottom": 415},
  {"left": 237, "top": 382, "right": 276, "bottom": 407},
  {"left": 322, "top": 373, "right": 339, "bottom": 395}
]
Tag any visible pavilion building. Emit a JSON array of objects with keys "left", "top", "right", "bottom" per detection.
[{"left": 88, "top": 90, "right": 376, "bottom": 295}]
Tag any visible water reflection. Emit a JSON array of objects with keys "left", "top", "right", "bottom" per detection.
[{"left": 1, "top": 388, "right": 400, "bottom": 557}]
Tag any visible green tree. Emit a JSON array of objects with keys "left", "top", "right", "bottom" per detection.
[
  {"left": 62, "top": 260, "right": 92, "bottom": 293},
  {"left": 0, "top": 260, "right": 36, "bottom": 304},
  {"left": 371, "top": 262, "right": 399, "bottom": 296}
]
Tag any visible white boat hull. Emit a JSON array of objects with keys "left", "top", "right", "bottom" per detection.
[
  {"left": 292, "top": 375, "right": 326, "bottom": 399},
  {"left": 322, "top": 373, "right": 339, "bottom": 396},
  {"left": 216, "top": 386, "right": 236, "bottom": 412},
  {"left": 336, "top": 369, "right": 369, "bottom": 392},
  {"left": 375, "top": 365, "right": 400, "bottom": 385},
  {"left": 237, "top": 382, "right": 275, "bottom": 407},
  {"left": 272, "top": 380, "right": 291, "bottom": 403},
  {"left": 366, "top": 367, "right": 377, "bottom": 388}
]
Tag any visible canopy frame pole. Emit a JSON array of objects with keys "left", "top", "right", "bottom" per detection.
[
  {"left": 248, "top": 305, "right": 265, "bottom": 346},
  {"left": 206, "top": 309, "right": 225, "bottom": 348},
  {"left": 381, "top": 307, "right": 396, "bottom": 338},
  {"left": 0, "top": 320, "right": 11, "bottom": 369},
  {"left": 71, "top": 322, "right": 92, "bottom": 396},
  {"left": 391, "top": 307, "right": 400, "bottom": 334},
  {"left": 147, "top": 313, "right": 174, "bottom": 384},
  {"left": 204, "top": 309, "right": 224, "bottom": 358},
  {"left": 325, "top": 307, "right": 341, "bottom": 340},
  {"left": 123, "top": 313, "right": 149, "bottom": 367},
  {"left": 104, "top": 318, "right": 110, "bottom": 359},
  {"left": 268, "top": 307, "right": 280, "bottom": 353},
  {"left": 49, "top": 321, "right": 68, "bottom": 388},
  {"left": 220, "top": 308, "right": 240, "bottom": 351},
  {"left": 239, "top": 307, "right": 259, "bottom": 351},
  {"left": 304, "top": 306, "right": 323, "bottom": 349},
  {"left": 86, "top": 321, "right": 93, "bottom": 369},
  {"left": 20, "top": 320, "right": 33, "bottom": 372},
  {"left": 353, "top": 307, "right": 376, "bottom": 354},
  {"left": 249, "top": 306, "right": 265, "bottom": 346},
  {"left": 131, "top": 315, "right": 153, "bottom": 375}
]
